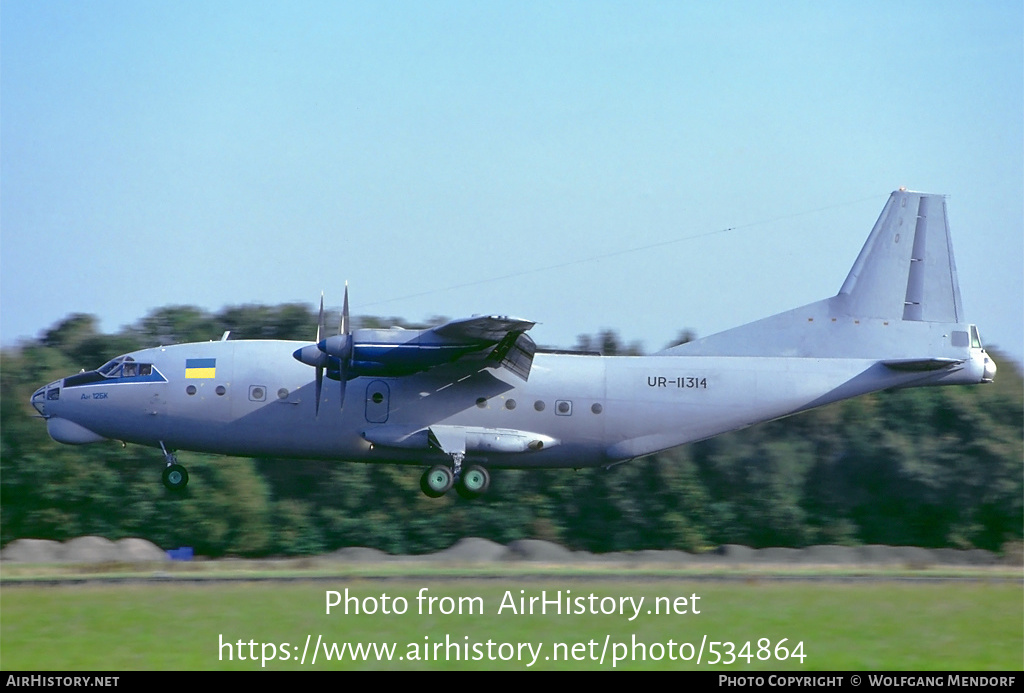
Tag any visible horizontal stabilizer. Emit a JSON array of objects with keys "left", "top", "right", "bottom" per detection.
[{"left": 881, "top": 358, "right": 963, "bottom": 372}]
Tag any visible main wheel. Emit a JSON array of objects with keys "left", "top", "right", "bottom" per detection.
[
  {"left": 456, "top": 465, "right": 490, "bottom": 499},
  {"left": 162, "top": 464, "right": 189, "bottom": 491},
  {"left": 420, "top": 465, "right": 454, "bottom": 498}
]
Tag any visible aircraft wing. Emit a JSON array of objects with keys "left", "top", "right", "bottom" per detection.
[
  {"left": 430, "top": 315, "right": 536, "bottom": 342},
  {"left": 317, "top": 314, "right": 539, "bottom": 382}
]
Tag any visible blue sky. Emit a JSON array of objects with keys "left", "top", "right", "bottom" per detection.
[{"left": 3, "top": 1, "right": 1022, "bottom": 364}]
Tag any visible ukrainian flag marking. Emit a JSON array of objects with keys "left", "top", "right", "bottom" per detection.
[{"left": 185, "top": 358, "right": 216, "bottom": 379}]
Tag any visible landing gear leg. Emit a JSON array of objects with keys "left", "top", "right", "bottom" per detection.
[
  {"left": 451, "top": 451, "right": 464, "bottom": 480},
  {"left": 160, "top": 441, "right": 189, "bottom": 491}
]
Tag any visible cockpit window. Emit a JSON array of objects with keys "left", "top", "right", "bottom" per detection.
[
  {"left": 97, "top": 356, "right": 135, "bottom": 377},
  {"left": 63, "top": 356, "right": 165, "bottom": 388}
]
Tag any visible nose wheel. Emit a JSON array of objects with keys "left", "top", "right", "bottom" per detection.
[
  {"left": 160, "top": 441, "right": 189, "bottom": 491},
  {"left": 162, "top": 464, "right": 189, "bottom": 491}
]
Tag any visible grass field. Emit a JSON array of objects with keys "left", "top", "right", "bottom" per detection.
[{"left": 2, "top": 573, "right": 1021, "bottom": 670}]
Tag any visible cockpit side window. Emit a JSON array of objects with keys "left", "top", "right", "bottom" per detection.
[
  {"left": 63, "top": 355, "right": 165, "bottom": 387},
  {"left": 98, "top": 356, "right": 134, "bottom": 377}
]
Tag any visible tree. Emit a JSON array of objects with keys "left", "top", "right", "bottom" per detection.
[{"left": 2, "top": 306, "right": 1020, "bottom": 555}]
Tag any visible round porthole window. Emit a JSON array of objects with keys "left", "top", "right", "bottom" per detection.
[
  {"left": 216, "top": 385, "right": 226, "bottom": 396},
  {"left": 505, "top": 399, "right": 516, "bottom": 410},
  {"left": 534, "top": 400, "right": 545, "bottom": 411},
  {"left": 186, "top": 385, "right": 197, "bottom": 396},
  {"left": 278, "top": 388, "right": 289, "bottom": 399},
  {"left": 476, "top": 397, "right": 487, "bottom": 408},
  {"left": 591, "top": 403, "right": 603, "bottom": 414}
]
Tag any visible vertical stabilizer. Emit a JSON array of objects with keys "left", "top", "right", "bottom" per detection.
[
  {"left": 663, "top": 189, "right": 976, "bottom": 360},
  {"left": 837, "top": 190, "right": 963, "bottom": 322}
]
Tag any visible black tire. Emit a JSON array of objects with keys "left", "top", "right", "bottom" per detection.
[
  {"left": 162, "top": 464, "right": 189, "bottom": 491},
  {"left": 420, "top": 465, "right": 453, "bottom": 498},
  {"left": 455, "top": 465, "right": 490, "bottom": 499}
]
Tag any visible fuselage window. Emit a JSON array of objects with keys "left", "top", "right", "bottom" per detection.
[{"left": 556, "top": 400, "right": 572, "bottom": 416}]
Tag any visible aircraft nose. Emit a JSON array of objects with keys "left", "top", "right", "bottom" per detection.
[
  {"left": 30, "top": 380, "right": 61, "bottom": 417},
  {"left": 30, "top": 386, "right": 47, "bottom": 416}
]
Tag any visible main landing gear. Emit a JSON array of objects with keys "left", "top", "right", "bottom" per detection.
[
  {"left": 160, "top": 441, "right": 189, "bottom": 491},
  {"left": 419, "top": 453, "right": 490, "bottom": 499}
]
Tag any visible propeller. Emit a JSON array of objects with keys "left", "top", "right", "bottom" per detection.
[
  {"left": 292, "top": 284, "right": 353, "bottom": 416},
  {"left": 320, "top": 283, "right": 353, "bottom": 410}
]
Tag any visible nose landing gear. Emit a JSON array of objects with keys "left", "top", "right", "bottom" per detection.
[{"left": 160, "top": 441, "right": 189, "bottom": 491}]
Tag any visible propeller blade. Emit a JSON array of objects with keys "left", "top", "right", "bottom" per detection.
[
  {"left": 339, "top": 282, "right": 350, "bottom": 410},
  {"left": 316, "top": 293, "right": 325, "bottom": 343},
  {"left": 314, "top": 364, "right": 323, "bottom": 417},
  {"left": 315, "top": 293, "right": 325, "bottom": 417},
  {"left": 341, "top": 282, "right": 349, "bottom": 335},
  {"left": 291, "top": 288, "right": 352, "bottom": 416}
]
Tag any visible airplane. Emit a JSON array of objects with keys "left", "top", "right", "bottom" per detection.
[{"left": 30, "top": 189, "right": 997, "bottom": 498}]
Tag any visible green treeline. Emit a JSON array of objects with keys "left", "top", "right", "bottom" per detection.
[{"left": 2, "top": 305, "right": 1021, "bottom": 556}]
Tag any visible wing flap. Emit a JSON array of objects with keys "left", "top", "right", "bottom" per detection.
[{"left": 488, "top": 332, "right": 536, "bottom": 380}]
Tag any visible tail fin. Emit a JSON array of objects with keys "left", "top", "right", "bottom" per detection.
[
  {"left": 663, "top": 189, "right": 975, "bottom": 360},
  {"left": 837, "top": 190, "right": 963, "bottom": 323}
]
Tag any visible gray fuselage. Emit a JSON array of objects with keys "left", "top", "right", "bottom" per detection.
[{"left": 33, "top": 334, "right": 990, "bottom": 469}]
